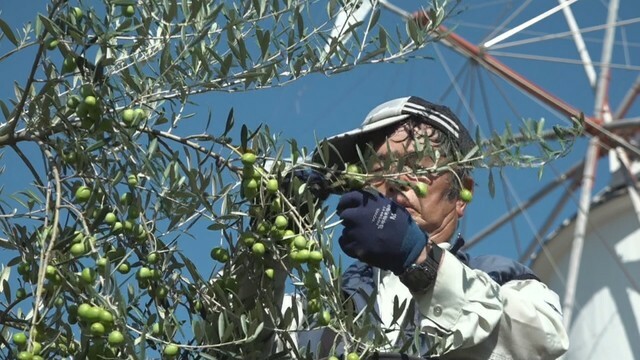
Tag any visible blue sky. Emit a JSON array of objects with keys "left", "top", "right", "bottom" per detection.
[{"left": 1, "top": 0, "right": 639, "bottom": 283}]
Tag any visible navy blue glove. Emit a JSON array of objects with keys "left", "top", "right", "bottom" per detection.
[
  {"left": 337, "top": 190, "right": 428, "bottom": 275},
  {"left": 284, "top": 168, "right": 331, "bottom": 201}
]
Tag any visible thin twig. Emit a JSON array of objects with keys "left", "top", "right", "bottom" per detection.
[{"left": 28, "top": 142, "right": 63, "bottom": 352}]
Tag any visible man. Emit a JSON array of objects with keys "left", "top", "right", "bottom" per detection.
[{"left": 298, "top": 96, "right": 569, "bottom": 359}]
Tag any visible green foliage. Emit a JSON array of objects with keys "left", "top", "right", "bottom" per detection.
[
  {"left": 0, "top": 0, "right": 583, "bottom": 359},
  {"left": 314, "top": 115, "right": 584, "bottom": 197}
]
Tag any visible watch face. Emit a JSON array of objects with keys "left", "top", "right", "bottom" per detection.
[{"left": 401, "top": 263, "right": 437, "bottom": 293}]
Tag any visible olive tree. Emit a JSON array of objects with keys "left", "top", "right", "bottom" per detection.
[{"left": 0, "top": 0, "right": 581, "bottom": 359}]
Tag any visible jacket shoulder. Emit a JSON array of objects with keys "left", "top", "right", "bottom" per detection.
[{"left": 468, "top": 254, "right": 539, "bottom": 285}]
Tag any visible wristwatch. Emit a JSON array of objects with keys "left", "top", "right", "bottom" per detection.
[{"left": 399, "top": 241, "right": 443, "bottom": 294}]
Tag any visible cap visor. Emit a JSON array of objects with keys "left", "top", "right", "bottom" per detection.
[{"left": 313, "top": 114, "right": 409, "bottom": 167}]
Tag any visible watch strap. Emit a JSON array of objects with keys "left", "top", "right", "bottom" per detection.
[
  {"left": 426, "top": 240, "right": 443, "bottom": 265},
  {"left": 399, "top": 241, "right": 443, "bottom": 293}
]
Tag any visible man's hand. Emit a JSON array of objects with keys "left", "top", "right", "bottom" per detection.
[
  {"left": 337, "top": 190, "right": 428, "bottom": 275},
  {"left": 281, "top": 167, "right": 332, "bottom": 200}
]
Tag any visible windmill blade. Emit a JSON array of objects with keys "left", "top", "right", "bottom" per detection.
[{"left": 321, "top": 0, "right": 374, "bottom": 61}]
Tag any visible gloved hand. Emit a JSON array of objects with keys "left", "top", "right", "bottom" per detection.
[
  {"left": 285, "top": 167, "right": 332, "bottom": 200},
  {"left": 337, "top": 190, "right": 428, "bottom": 275}
]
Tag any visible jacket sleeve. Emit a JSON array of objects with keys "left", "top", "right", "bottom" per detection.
[{"left": 413, "top": 250, "right": 569, "bottom": 359}]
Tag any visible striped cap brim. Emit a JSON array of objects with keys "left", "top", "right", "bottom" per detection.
[{"left": 313, "top": 96, "right": 475, "bottom": 167}]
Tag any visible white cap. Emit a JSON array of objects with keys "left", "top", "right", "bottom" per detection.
[{"left": 314, "top": 96, "right": 474, "bottom": 167}]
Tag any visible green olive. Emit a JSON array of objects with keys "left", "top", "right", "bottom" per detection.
[
  {"left": 459, "top": 188, "right": 473, "bottom": 203},
  {"left": 47, "top": 38, "right": 59, "bottom": 50},
  {"left": 241, "top": 152, "right": 256, "bottom": 166},
  {"left": 45, "top": 265, "right": 57, "bottom": 280},
  {"left": 266, "top": 179, "right": 279, "bottom": 193},
  {"left": 122, "top": 109, "right": 135, "bottom": 125},
  {"left": 295, "top": 249, "right": 310, "bottom": 263},
  {"left": 137, "top": 267, "right": 152, "bottom": 279},
  {"left": 346, "top": 353, "right": 360, "bottom": 360},
  {"left": 308, "top": 250, "right": 323, "bottom": 263},
  {"left": 307, "top": 298, "right": 321, "bottom": 313},
  {"left": 127, "top": 174, "right": 138, "bottom": 186},
  {"left": 292, "top": 235, "right": 307, "bottom": 250},
  {"left": 77, "top": 303, "right": 92, "bottom": 318},
  {"left": 122, "top": 5, "right": 135, "bottom": 17},
  {"left": 256, "top": 221, "right": 270, "bottom": 235},
  {"left": 413, "top": 182, "right": 428, "bottom": 198},
  {"left": 117, "top": 262, "right": 130, "bottom": 274},
  {"left": 147, "top": 252, "right": 159, "bottom": 264},
  {"left": 346, "top": 164, "right": 361, "bottom": 174},
  {"left": 104, "top": 212, "right": 117, "bottom": 225},
  {"left": 243, "top": 178, "right": 258, "bottom": 190},
  {"left": 151, "top": 322, "right": 163, "bottom": 335},
  {"left": 75, "top": 185, "right": 92, "bottom": 202},
  {"left": 123, "top": 220, "right": 134, "bottom": 232},
  {"left": 16, "top": 288, "right": 28, "bottom": 300},
  {"left": 346, "top": 164, "right": 365, "bottom": 189},
  {"left": 264, "top": 268, "right": 275, "bottom": 279},
  {"left": 90, "top": 322, "right": 105, "bottom": 336},
  {"left": 210, "top": 247, "right": 229, "bottom": 262},
  {"left": 81, "top": 306, "right": 101, "bottom": 322},
  {"left": 17, "top": 262, "right": 31, "bottom": 276},
  {"left": 62, "top": 57, "right": 76, "bottom": 73},
  {"left": 319, "top": 310, "right": 331, "bottom": 325},
  {"left": 251, "top": 242, "right": 266, "bottom": 256},
  {"left": 84, "top": 95, "right": 98, "bottom": 107},
  {"left": 70, "top": 242, "right": 87, "bottom": 257},
  {"left": 98, "top": 309, "right": 114, "bottom": 324},
  {"left": 163, "top": 344, "right": 180, "bottom": 357},
  {"left": 108, "top": 330, "right": 125, "bottom": 345},
  {"left": 71, "top": 7, "right": 83, "bottom": 20},
  {"left": 274, "top": 215, "right": 288, "bottom": 230},
  {"left": 111, "top": 221, "right": 123, "bottom": 233},
  {"left": 134, "top": 108, "right": 148, "bottom": 120},
  {"left": 31, "top": 341, "right": 42, "bottom": 354},
  {"left": 71, "top": 231, "right": 84, "bottom": 243},
  {"left": 241, "top": 233, "right": 256, "bottom": 247},
  {"left": 96, "top": 257, "right": 108, "bottom": 269},
  {"left": 80, "top": 267, "right": 96, "bottom": 284},
  {"left": 16, "top": 351, "right": 33, "bottom": 360},
  {"left": 12, "top": 332, "right": 27, "bottom": 347}
]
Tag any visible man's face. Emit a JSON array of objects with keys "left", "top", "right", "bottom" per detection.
[{"left": 369, "top": 125, "right": 469, "bottom": 244}]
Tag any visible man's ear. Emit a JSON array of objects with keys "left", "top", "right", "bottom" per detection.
[{"left": 456, "top": 177, "right": 474, "bottom": 217}]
